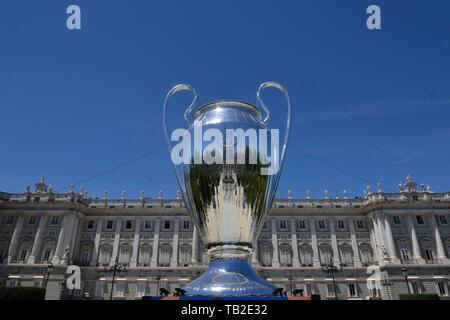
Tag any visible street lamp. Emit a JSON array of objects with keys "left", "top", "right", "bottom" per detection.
[
  {"left": 321, "top": 261, "right": 343, "bottom": 299},
  {"left": 380, "top": 274, "right": 393, "bottom": 300},
  {"left": 401, "top": 267, "right": 411, "bottom": 294},
  {"left": 103, "top": 262, "right": 128, "bottom": 300},
  {"left": 153, "top": 275, "right": 161, "bottom": 296},
  {"left": 43, "top": 262, "right": 54, "bottom": 291}
]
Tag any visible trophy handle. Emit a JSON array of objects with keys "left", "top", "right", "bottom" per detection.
[
  {"left": 163, "top": 84, "right": 198, "bottom": 147},
  {"left": 256, "top": 81, "right": 292, "bottom": 162}
]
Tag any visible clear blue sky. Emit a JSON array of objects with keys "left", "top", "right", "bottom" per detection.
[{"left": 1, "top": 0, "right": 449, "bottom": 199}]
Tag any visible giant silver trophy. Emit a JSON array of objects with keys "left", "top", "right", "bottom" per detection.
[{"left": 163, "top": 82, "right": 291, "bottom": 296}]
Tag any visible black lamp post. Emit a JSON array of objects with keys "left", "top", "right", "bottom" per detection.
[
  {"left": 321, "top": 261, "right": 343, "bottom": 299},
  {"left": 401, "top": 267, "right": 411, "bottom": 294},
  {"left": 380, "top": 275, "right": 393, "bottom": 300},
  {"left": 43, "top": 262, "right": 54, "bottom": 291},
  {"left": 153, "top": 275, "right": 161, "bottom": 296},
  {"left": 103, "top": 261, "right": 128, "bottom": 300}
]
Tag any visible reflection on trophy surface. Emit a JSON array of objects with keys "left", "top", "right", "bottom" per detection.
[{"left": 163, "top": 82, "right": 291, "bottom": 296}]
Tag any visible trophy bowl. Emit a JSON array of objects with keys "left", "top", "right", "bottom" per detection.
[{"left": 163, "top": 82, "right": 291, "bottom": 296}]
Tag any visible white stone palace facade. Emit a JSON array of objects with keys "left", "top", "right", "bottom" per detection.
[{"left": 0, "top": 176, "right": 449, "bottom": 300}]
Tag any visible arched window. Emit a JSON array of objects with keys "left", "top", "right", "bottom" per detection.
[
  {"left": 159, "top": 245, "right": 171, "bottom": 266},
  {"left": 17, "top": 239, "right": 33, "bottom": 262},
  {"left": 99, "top": 244, "right": 112, "bottom": 265},
  {"left": 420, "top": 239, "right": 435, "bottom": 262},
  {"left": 319, "top": 244, "right": 333, "bottom": 265},
  {"left": 279, "top": 244, "right": 292, "bottom": 267},
  {"left": 259, "top": 243, "right": 272, "bottom": 267},
  {"left": 299, "top": 244, "right": 313, "bottom": 267},
  {"left": 359, "top": 244, "right": 373, "bottom": 266},
  {"left": 79, "top": 242, "right": 92, "bottom": 266},
  {"left": 138, "top": 244, "right": 151, "bottom": 266},
  {"left": 118, "top": 244, "right": 131, "bottom": 265},
  {"left": 339, "top": 244, "right": 353, "bottom": 266},
  {"left": 397, "top": 239, "right": 411, "bottom": 262},
  {"left": 40, "top": 238, "right": 56, "bottom": 263},
  {"left": 179, "top": 245, "right": 191, "bottom": 266}
]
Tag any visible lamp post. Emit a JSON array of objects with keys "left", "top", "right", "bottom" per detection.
[
  {"left": 104, "top": 261, "right": 128, "bottom": 300},
  {"left": 43, "top": 262, "right": 54, "bottom": 291},
  {"left": 153, "top": 275, "right": 161, "bottom": 296},
  {"left": 401, "top": 267, "right": 411, "bottom": 294},
  {"left": 321, "top": 261, "right": 343, "bottom": 299},
  {"left": 380, "top": 274, "right": 393, "bottom": 300}
]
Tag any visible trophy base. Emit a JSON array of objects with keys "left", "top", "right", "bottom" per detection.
[{"left": 184, "top": 258, "right": 276, "bottom": 297}]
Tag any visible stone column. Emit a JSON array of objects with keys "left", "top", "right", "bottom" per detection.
[
  {"left": 349, "top": 219, "right": 362, "bottom": 267},
  {"left": 371, "top": 217, "right": 384, "bottom": 265},
  {"left": 406, "top": 215, "right": 425, "bottom": 263},
  {"left": 329, "top": 219, "right": 340, "bottom": 264},
  {"left": 90, "top": 219, "right": 103, "bottom": 266},
  {"left": 309, "top": 219, "right": 320, "bottom": 267},
  {"left": 191, "top": 225, "right": 199, "bottom": 265},
  {"left": 52, "top": 215, "right": 69, "bottom": 264},
  {"left": 150, "top": 219, "right": 160, "bottom": 267},
  {"left": 170, "top": 219, "right": 180, "bottom": 267},
  {"left": 7, "top": 215, "right": 24, "bottom": 263},
  {"left": 384, "top": 215, "right": 400, "bottom": 264},
  {"left": 290, "top": 219, "right": 300, "bottom": 267},
  {"left": 110, "top": 219, "right": 122, "bottom": 266},
  {"left": 130, "top": 219, "right": 141, "bottom": 267},
  {"left": 252, "top": 240, "right": 259, "bottom": 265},
  {"left": 428, "top": 214, "right": 449, "bottom": 263},
  {"left": 271, "top": 220, "right": 280, "bottom": 267},
  {"left": 27, "top": 215, "right": 47, "bottom": 264}
]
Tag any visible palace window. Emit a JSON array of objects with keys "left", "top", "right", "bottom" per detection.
[
  {"left": 337, "top": 220, "right": 345, "bottom": 230},
  {"left": 424, "top": 248, "right": 435, "bottom": 261},
  {"left": 409, "top": 281, "right": 421, "bottom": 294},
  {"left": 99, "top": 246, "right": 112, "bottom": 265},
  {"left": 50, "top": 216, "right": 59, "bottom": 225},
  {"left": 159, "top": 246, "right": 171, "bottom": 266},
  {"left": 115, "top": 282, "right": 125, "bottom": 297},
  {"left": 136, "top": 282, "right": 146, "bottom": 298},
  {"left": 106, "top": 220, "right": 114, "bottom": 230},
  {"left": 119, "top": 245, "right": 131, "bottom": 264},
  {"left": 299, "top": 245, "right": 313, "bottom": 267},
  {"left": 125, "top": 220, "right": 133, "bottom": 230},
  {"left": 356, "top": 220, "right": 364, "bottom": 229},
  {"left": 436, "top": 281, "right": 448, "bottom": 296},
  {"left": 19, "top": 249, "right": 28, "bottom": 262},
  {"left": 400, "top": 248, "right": 410, "bottom": 261},
  {"left": 393, "top": 216, "right": 401, "bottom": 225},
  {"left": 262, "top": 221, "right": 268, "bottom": 230},
  {"left": 42, "top": 249, "right": 52, "bottom": 262},
  {"left": 163, "top": 220, "right": 171, "bottom": 230},
  {"left": 347, "top": 283, "right": 358, "bottom": 297},
  {"left": 339, "top": 245, "right": 353, "bottom": 266},
  {"left": 318, "top": 220, "right": 326, "bottom": 230},
  {"left": 28, "top": 216, "right": 36, "bottom": 225},
  {"left": 182, "top": 220, "right": 190, "bottom": 230},
  {"left": 179, "top": 246, "right": 191, "bottom": 266},
  {"left": 95, "top": 282, "right": 104, "bottom": 297},
  {"left": 416, "top": 215, "right": 424, "bottom": 225},
  {"left": 138, "top": 245, "right": 151, "bottom": 266},
  {"left": 319, "top": 245, "right": 333, "bottom": 264},
  {"left": 439, "top": 215, "right": 447, "bottom": 225},
  {"left": 279, "top": 245, "right": 292, "bottom": 266},
  {"left": 297, "top": 220, "right": 306, "bottom": 230},
  {"left": 279, "top": 220, "right": 287, "bottom": 230},
  {"left": 326, "top": 284, "right": 336, "bottom": 298},
  {"left": 259, "top": 244, "right": 272, "bottom": 267},
  {"left": 359, "top": 244, "right": 373, "bottom": 265},
  {"left": 6, "top": 216, "right": 14, "bottom": 224},
  {"left": 144, "top": 220, "right": 152, "bottom": 230},
  {"left": 87, "top": 220, "right": 94, "bottom": 229}
]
